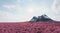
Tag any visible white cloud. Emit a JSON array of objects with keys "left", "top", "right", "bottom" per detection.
[
  {"left": 0, "top": 0, "right": 53, "bottom": 22},
  {"left": 52, "top": 0, "right": 60, "bottom": 13},
  {"left": 17, "top": 0, "right": 32, "bottom": 2},
  {"left": 0, "top": 11, "right": 17, "bottom": 22},
  {"left": 26, "top": 6, "right": 34, "bottom": 13},
  {"left": 51, "top": 0, "right": 60, "bottom": 21},
  {"left": 28, "top": 0, "right": 32, "bottom": 2},
  {"left": 3, "top": 5, "right": 16, "bottom": 9},
  {"left": 17, "top": 0, "right": 20, "bottom": 2},
  {"left": 0, "top": 11, "right": 29, "bottom": 22},
  {"left": 25, "top": 4, "right": 49, "bottom": 17}
]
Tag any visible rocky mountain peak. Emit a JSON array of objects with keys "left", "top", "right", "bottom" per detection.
[{"left": 30, "top": 14, "right": 54, "bottom": 22}]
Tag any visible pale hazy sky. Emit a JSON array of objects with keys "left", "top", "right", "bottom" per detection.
[{"left": 0, "top": 0, "right": 60, "bottom": 22}]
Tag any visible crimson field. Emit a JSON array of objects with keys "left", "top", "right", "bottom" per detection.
[{"left": 0, "top": 22, "right": 60, "bottom": 33}]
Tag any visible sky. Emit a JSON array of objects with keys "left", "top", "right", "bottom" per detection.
[{"left": 0, "top": 0, "right": 60, "bottom": 22}]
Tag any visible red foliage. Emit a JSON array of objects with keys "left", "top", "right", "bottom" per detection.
[{"left": 0, "top": 22, "right": 60, "bottom": 33}]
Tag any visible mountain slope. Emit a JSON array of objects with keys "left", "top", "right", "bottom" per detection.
[{"left": 30, "top": 14, "right": 54, "bottom": 22}]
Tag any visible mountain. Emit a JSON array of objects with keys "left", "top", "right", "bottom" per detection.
[
  {"left": 30, "top": 14, "right": 54, "bottom": 22},
  {"left": 30, "top": 16, "right": 38, "bottom": 22}
]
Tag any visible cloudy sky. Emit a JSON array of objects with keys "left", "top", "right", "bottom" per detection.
[{"left": 0, "top": 0, "right": 60, "bottom": 22}]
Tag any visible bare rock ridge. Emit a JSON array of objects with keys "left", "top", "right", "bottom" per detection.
[{"left": 30, "top": 14, "right": 54, "bottom": 22}]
